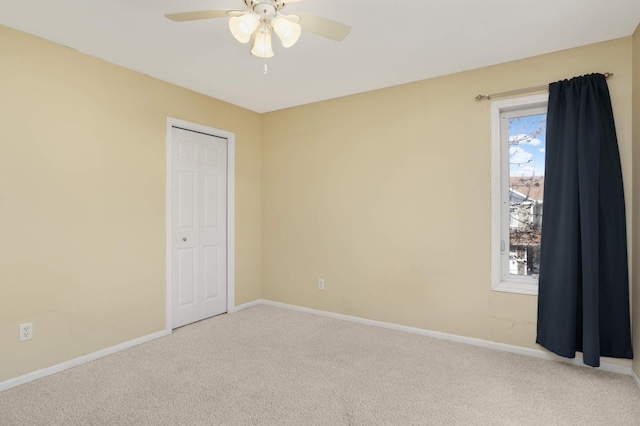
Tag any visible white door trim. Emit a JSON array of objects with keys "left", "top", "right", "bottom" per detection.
[{"left": 166, "top": 117, "right": 236, "bottom": 333}]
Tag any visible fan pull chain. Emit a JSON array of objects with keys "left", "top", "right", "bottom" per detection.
[{"left": 263, "top": 30, "right": 268, "bottom": 75}]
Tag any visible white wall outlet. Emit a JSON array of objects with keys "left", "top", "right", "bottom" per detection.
[
  {"left": 318, "top": 278, "right": 325, "bottom": 290},
  {"left": 19, "top": 322, "right": 33, "bottom": 342}
]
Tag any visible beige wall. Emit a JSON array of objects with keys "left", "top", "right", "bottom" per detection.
[
  {"left": 633, "top": 24, "right": 640, "bottom": 378},
  {"left": 0, "top": 25, "right": 262, "bottom": 382},
  {"left": 262, "top": 38, "right": 633, "bottom": 351}
]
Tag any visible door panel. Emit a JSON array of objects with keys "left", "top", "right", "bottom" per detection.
[
  {"left": 177, "top": 172, "right": 196, "bottom": 229},
  {"left": 203, "top": 174, "right": 219, "bottom": 228},
  {"left": 177, "top": 247, "right": 196, "bottom": 306},
  {"left": 203, "top": 245, "right": 220, "bottom": 300},
  {"left": 199, "top": 132, "right": 227, "bottom": 319},
  {"left": 172, "top": 127, "right": 227, "bottom": 328},
  {"left": 203, "top": 143, "right": 219, "bottom": 165}
]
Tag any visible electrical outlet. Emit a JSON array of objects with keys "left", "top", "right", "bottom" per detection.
[
  {"left": 19, "top": 323, "right": 33, "bottom": 342},
  {"left": 318, "top": 278, "right": 325, "bottom": 290}
]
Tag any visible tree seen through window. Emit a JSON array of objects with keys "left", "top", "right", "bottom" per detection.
[{"left": 508, "top": 113, "right": 546, "bottom": 277}]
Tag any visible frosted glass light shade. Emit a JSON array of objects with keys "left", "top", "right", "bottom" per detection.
[
  {"left": 272, "top": 16, "right": 301, "bottom": 48},
  {"left": 251, "top": 29, "right": 274, "bottom": 58},
  {"left": 229, "top": 13, "right": 259, "bottom": 44}
]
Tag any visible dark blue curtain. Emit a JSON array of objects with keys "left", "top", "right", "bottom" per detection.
[{"left": 536, "top": 73, "right": 633, "bottom": 367}]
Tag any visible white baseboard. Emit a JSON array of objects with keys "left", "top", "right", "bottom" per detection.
[
  {"left": 3, "top": 300, "right": 637, "bottom": 393},
  {"left": 0, "top": 329, "right": 170, "bottom": 393},
  {"left": 633, "top": 368, "right": 640, "bottom": 390},
  {"left": 233, "top": 299, "right": 264, "bottom": 312},
  {"left": 257, "top": 299, "right": 634, "bottom": 377},
  {"left": 1, "top": 300, "right": 257, "bottom": 393}
]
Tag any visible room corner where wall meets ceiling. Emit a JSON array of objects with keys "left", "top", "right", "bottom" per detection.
[{"left": 632, "top": 21, "right": 640, "bottom": 380}]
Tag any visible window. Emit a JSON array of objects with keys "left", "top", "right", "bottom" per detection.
[{"left": 491, "top": 94, "right": 548, "bottom": 295}]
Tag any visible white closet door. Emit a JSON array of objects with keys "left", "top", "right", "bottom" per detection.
[{"left": 172, "top": 127, "right": 227, "bottom": 328}]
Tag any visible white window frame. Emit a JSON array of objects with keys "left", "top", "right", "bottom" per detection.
[{"left": 491, "top": 93, "right": 548, "bottom": 296}]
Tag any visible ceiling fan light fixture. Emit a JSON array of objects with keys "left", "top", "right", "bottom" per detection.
[
  {"left": 229, "top": 13, "right": 259, "bottom": 44},
  {"left": 272, "top": 16, "right": 301, "bottom": 48},
  {"left": 251, "top": 27, "right": 274, "bottom": 58},
  {"left": 165, "top": 1, "right": 353, "bottom": 59}
]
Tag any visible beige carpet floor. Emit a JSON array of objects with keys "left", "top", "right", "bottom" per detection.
[{"left": 1, "top": 304, "right": 639, "bottom": 425}]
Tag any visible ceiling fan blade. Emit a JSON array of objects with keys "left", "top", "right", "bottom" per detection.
[
  {"left": 165, "top": 10, "right": 239, "bottom": 22},
  {"left": 295, "top": 12, "right": 351, "bottom": 41},
  {"left": 279, "top": 13, "right": 301, "bottom": 24}
]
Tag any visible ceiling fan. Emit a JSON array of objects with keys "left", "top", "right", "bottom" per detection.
[{"left": 165, "top": 0, "right": 351, "bottom": 58}]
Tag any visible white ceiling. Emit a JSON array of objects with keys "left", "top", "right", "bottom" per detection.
[{"left": 2, "top": 0, "right": 640, "bottom": 113}]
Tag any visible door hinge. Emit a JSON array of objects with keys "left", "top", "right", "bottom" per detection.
[{"left": 501, "top": 239, "right": 506, "bottom": 253}]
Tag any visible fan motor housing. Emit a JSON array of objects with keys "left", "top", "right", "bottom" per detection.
[{"left": 246, "top": 0, "right": 287, "bottom": 11}]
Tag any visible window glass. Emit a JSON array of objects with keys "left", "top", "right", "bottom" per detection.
[{"left": 508, "top": 113, "right": 546, "bottom": 278}]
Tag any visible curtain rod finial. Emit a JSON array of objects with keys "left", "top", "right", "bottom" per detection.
[{"left": 475, "top": 94, "right": 489, "bottom": 101}]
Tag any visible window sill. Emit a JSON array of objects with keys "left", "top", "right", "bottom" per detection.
[{"left": 491, "top": 280, "right": 538, "bottom": 296}]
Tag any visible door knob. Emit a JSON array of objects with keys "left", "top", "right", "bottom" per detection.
[{"left": 183, "top": 237, "right": 187, "bottom": 242}]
